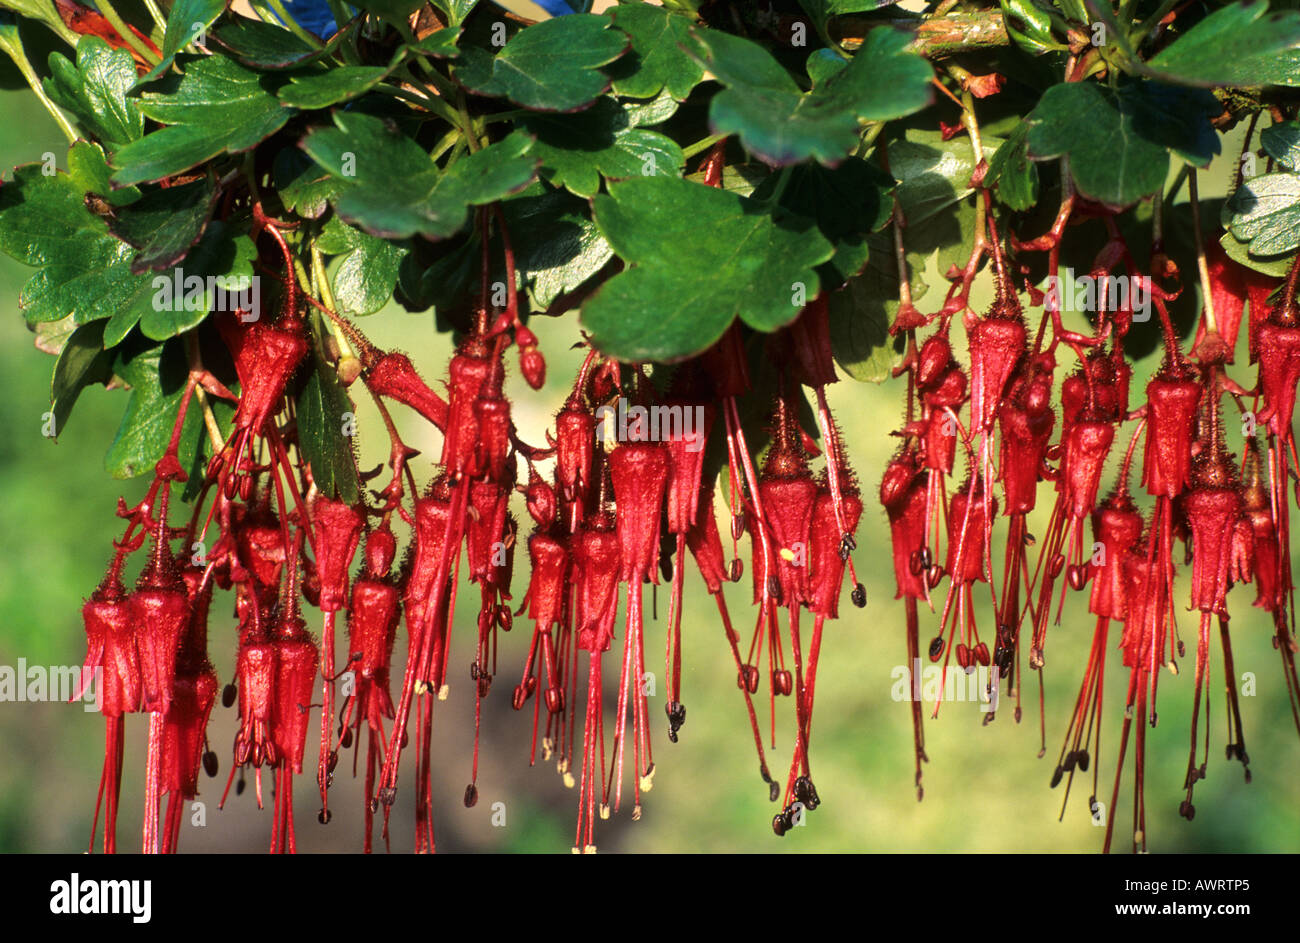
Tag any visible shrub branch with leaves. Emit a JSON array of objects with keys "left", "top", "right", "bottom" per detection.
[{"left": 1, "top": 0, "right": 1299, "bottom": 854}]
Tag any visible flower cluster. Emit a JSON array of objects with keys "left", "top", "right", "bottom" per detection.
[{"left": 77, "top": 205, "right": 866, "bottom": 855}]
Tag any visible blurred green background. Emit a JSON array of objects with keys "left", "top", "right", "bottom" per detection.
[{"left": 1, "top": 79, "right": 1298, "bottom": 854}]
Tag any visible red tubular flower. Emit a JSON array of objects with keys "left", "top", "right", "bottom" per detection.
[
  {"left": 997, "top": 353, "right": 1056, "bottom": 516},
  {"left": 273, "top": 631, "right": 318, "bottom": 777},
  {"left": 945, "top": 483, "right": 994, "bottom": 586},
  {"left": 310, "top": 497, "right": 364, "bottom": 614},
  {"left": 808, "top": 483, "right": 864, "bottom": 619},
  {"left": 363, "top": 351, "right": 450, "bottom": 430},
  {"left": 441, "top": 337, "right": 494, "bottom": 478},
  {"left": 474, "top": 392, "right": 513, "bottom": 485},
  {"left": 1062, "top": 420, "right": 1116, "bottom": 521},
  {"left": 573, "top": 517, "right": 622, "bottom": 657},
  {"left": 571, "top": 512, "right": 621, "bottom": 853},
  {"left": 1088, "top": 492, "right": 1144, "bottom": 622},
  {"left": 520, "top": 534, "right": 568, "bottom": 693},
  {"left": 307, "top": 495, "right": 363, "bottom": 820},
  {"left": 403, "top": 487, "right": 454, "bottom": 673},
  {"left": 1141, "top": 369, "right": 1202, "bottom": 499},
  {"left": 665, "top": 400, "right": 715, "bottom": 536},
  {"left": 609, "top": 442, "right": 670, "bottom": 586},
  {"left": 608, "top": 439, "right": 669, "bottom": 810},
  {"left": 1256, "top": 318, "right": 1300, "bottom": 441},
  {"left": 881, "top": 450, "right": 930, "bottom": 602},
  {"left": 967, "top": 297, "right": 1026, "bottom": 434},
  {"left": 232, "top": 619, "right": 278, "bottom": 776},
  {"left": 1242, "top": 445, "right": 1282, "bottom": 612},
  {"left": 216, "top": 311, "right": 308, "bottom": 438},
  {"left": 467, "top": 480, "right": 512, "bottom": 586},
  {"left": 161, "top": 571, "right": 218, "bottom": 854},
  {"left": 756, "top": 398, "right": 818, "bottom": 608},
  {"left": 555, "top": 398, "right": 596, "bottom": 528},
  {"left": 80, "top": 560, "right": 139, "bottom": 855},
  {"left": 1182, "top": 451, "right": 1242, "bottom": 617},
  {"left": 346, "top": 526, "right": 401, "bottom": 730},
  {"left": 341, "top": 526, "right": 400, "bottom": 853}
]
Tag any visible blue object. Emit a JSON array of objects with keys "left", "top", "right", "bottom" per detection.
[{"left": 280, "top": 0, "right": 345, "bottom": 39}]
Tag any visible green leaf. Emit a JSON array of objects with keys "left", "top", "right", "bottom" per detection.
[
  {"left": 1220, "top": 228, "right": 1295, "bottom": 277},
  {"left": 753, "top": 158, "right": 893, "bottom": 285},
  {"left": 501, "top": 188, "right": 613, "bottom": 310},
  {"left": 1226, "top": 171, "right": 1300, "bottom": 256},
  {"left": 407, "top": 26, "right": 460, "bottom": 59},
  {"left": 1146, "top": 0, "right": 1300, "bottom": 88},
  {"left": 623, "top": 89, "right": 679, "bottom": 127},
  {"left": 135, "top": 221, "right": 257, "bottom": 341},
  {"left": 51, "top": 318, "right": 114, "bottom": 435},
  {"left": 796, "top": 0, "right": 902, "bottom": 41},
  {"left": 607, "top": 4, "right": 704, "bottom": 101},
  {"left": 297, "top": 348, "right": 360, "bottom": 504},
  {"left": 997, "top": 0, "right": 1061, "bottom": 56},
  {"left": 112, "top": 54, "right": 295, "bottom": 187},
  {"left": 1261, "top": 121, "right": 1300, "bottom": 172},
  {"left": 581, "top": 176, "right": 833, "bottom": 361},
  {"left": 456, "top": 14, "right": 628, "bottom": 112},
  {"left": 273, "top": 147, "right": 339, "bottom": 219},
  {"left": 1026, "top": 80, "right": 1219, "bottom": 207},
  {"left": 430, "top": 0, "right": 477, "bottom": 24},
  {"left": 107, "top": 175, "right": 216, "bottom": 273},
  {"left": 278, "top": 65, "right": 390, "bottom": 109},
  {"left": 358, "top": 0, "right": 424, "bottom": 29},
  {"left": 301, "top": 111, "right": 537, "bottom": 239},
  {"left": 104, "top": 339, "right": 206, "bottom": 479},
  {"left": 138, "top": 0, "right": 228, "bottom": 84},
  {"left": 887, "top": 129, "right": 980, "bottom": 225},
  {"left": 685, "top": 26, "right": 931, "bottom": 166},
  {"left": 43, "top": 36, "right": 143, "bottom": 152},
  {"left": 514, "top": 97, "right": 684, "bottom": 198},
  {"left": 67, "top": 141, "right": 139, "bottom": 207},
  {"left": 211, "top": 16, "right": 348, "bottom": 70},
  {"left": 985, "top": 120, "right": 1039, "bottom": 211},
  {"left": 805, "top": 48, "right": 847, "bottom": 87},
  {"left": 827, "top": 270, "right": 898, "bottom": 382},
  {"left": 0, "top": 165, "right": 155, "bottom": 332},
  {"left": 316, "top": 216, "right": 408, "bottom": 315}
]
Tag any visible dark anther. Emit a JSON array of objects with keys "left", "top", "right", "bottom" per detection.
[
  {"left": 318, "top": 808, "right": 332, "bottom": 825},
  {"left": 851, "top": 583, "right": 866, "bottom": 608},
  {"left": 666, "top": 701, "right": 686, "bottom": 741},
  {"left": 464, "top": 783, "right": 479, "bottom": 808},
  {"left": 379, "top": 786, "right": 397, "bottom": 807},
  {"left": 729, "top": 558, "right": 743, "bottom": 582},
  {"left": 340, "top": 728, "right": 353, "bottom": 750},
  {"left": 202, "top": 751, "right": 219, "bottom": 778},
  {"left": 1066, "top": 564, "right": 1086, "bottom": 591},
  {"left": 731, "top": 514, "right": 746, "bottom": 541},
  {"left": 928, "top": 635, "right": 945, "bottom": 660},
  {"left": 222, "top": 684, "right": 237, "bottom": 708},
  {"left": 1077, "top": 750, "right": 1089, "bottom": 772},
  {"left": 768, "top": 780, "right": 780, "bottom": 802}
]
